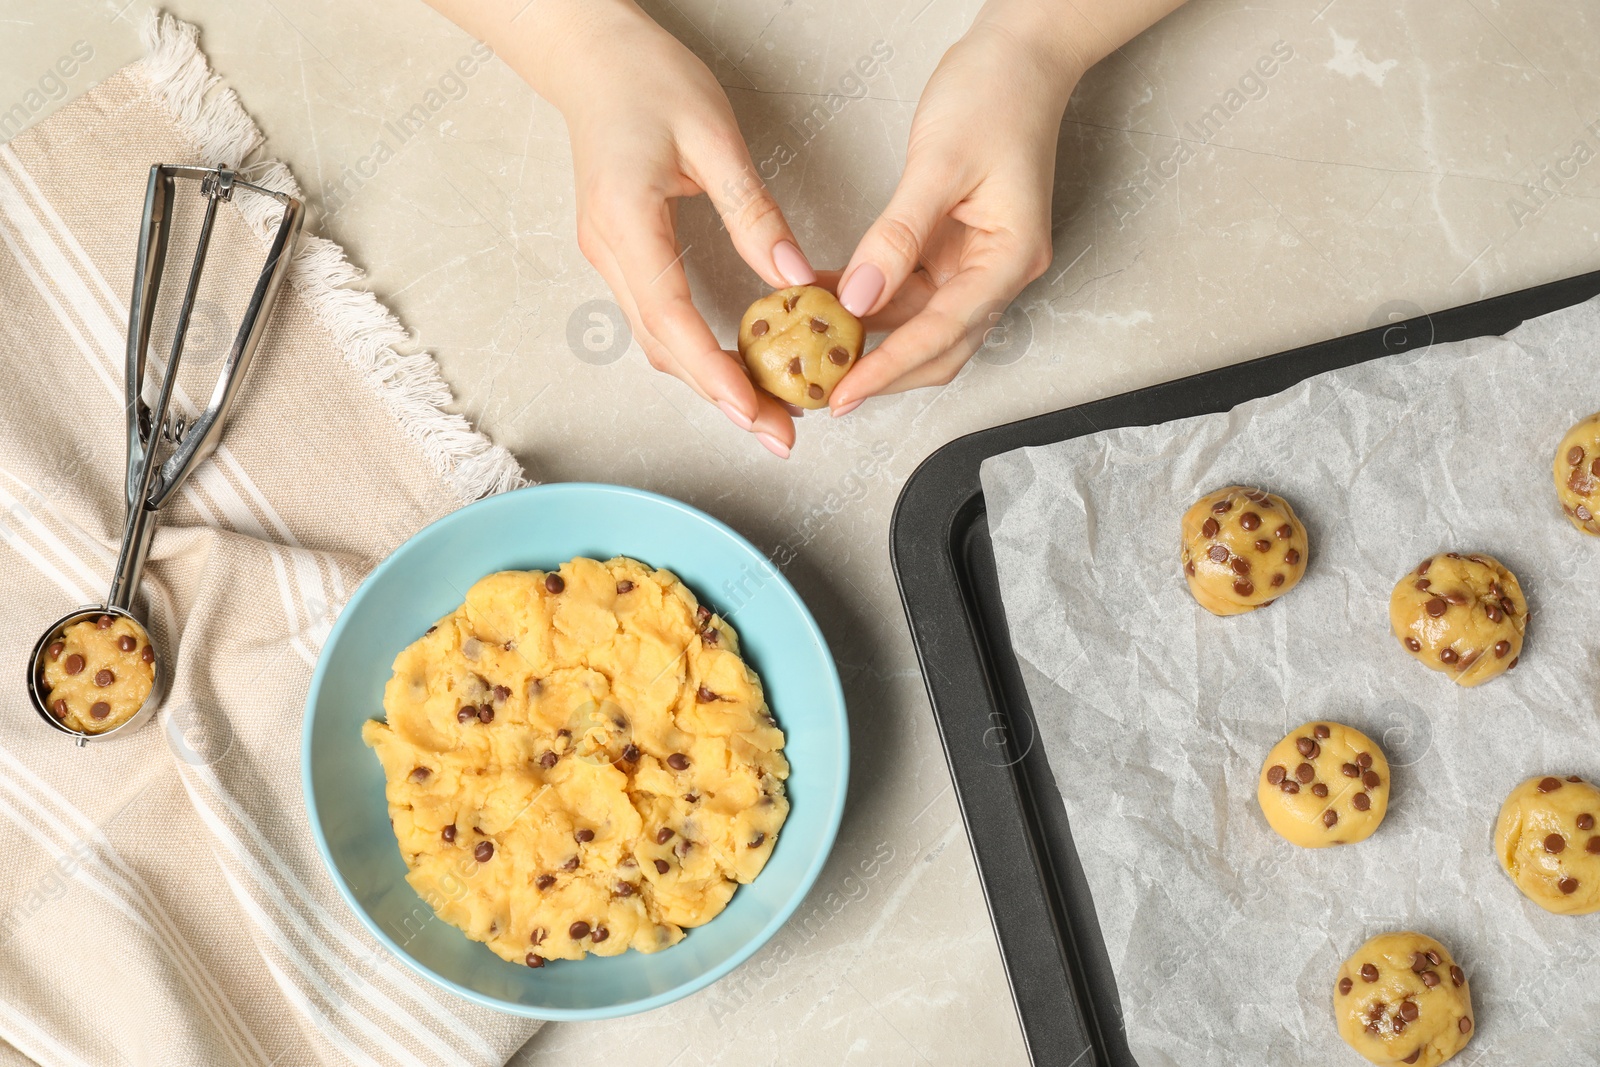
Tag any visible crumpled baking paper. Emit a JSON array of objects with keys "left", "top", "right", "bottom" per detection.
[{"left": 979, "top": 295, "right": 1600, "bottom": 1065}]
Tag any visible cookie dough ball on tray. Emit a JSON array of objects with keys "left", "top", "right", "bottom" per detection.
[
  {"left": 737, "top": 286, "right": 863, "bottom": 409},
  {"left": 1494, "top": 774, "right": 1600, "bottom": 916},
  {"left": 1257, "top": 722, "right": 1389, "bottom": 848},
  {"left": 1179, "top": 486, "right": 1308, "bottom": 615},
  {"left": 1388, "top": 553, "right": 1525, "bottom": 687},
  {"left": 1554, "top": 412, "right": 1600, "bottom": 535},
  {"left": 1334, "top": 932, "right": 1474, "bottom": 1067}
]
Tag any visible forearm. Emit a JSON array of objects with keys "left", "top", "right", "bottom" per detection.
[{"left": 974, "top": 0, "right": 1189, "bottom": 100}]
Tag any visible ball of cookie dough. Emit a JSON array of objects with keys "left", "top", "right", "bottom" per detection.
[
  {"left": 1334, "top": 932, "right": 1474, "bottom": 1067},
  {"left": 39, "top": 614, "right": 156, "bottom": 734},
  {"left": 1554, "top": 412, "right": 1600, "bottom": 535},
  {"left": 1494, "top": 774, "right": 1600, "bottom": 916},
  {"left": 1388, "top": 553, "right": 1525, "bottom": 687},
  {"left": 1179, "top": 486, "right": 1308, "bottom": 615},
  {"left": 737, "top": 286, "right": 863, "bottom": 409},
  {"left": 1258, "top": 722, "right": 1389, "bottom": 848}
]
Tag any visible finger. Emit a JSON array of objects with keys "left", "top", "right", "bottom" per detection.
[
  {"left": 835, "top": 160, "right": 965, "bottom": 318},
  {"left": 688, "top": 131, "right": 816, "bottom": 289},
  {"left": 830, "top": 251, "right": 1033, "bottom": 408},
  {"left": 813, "top": 268, "right": 934, "bottom": 332}
]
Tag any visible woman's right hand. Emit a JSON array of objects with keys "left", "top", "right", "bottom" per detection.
[{"left": 494, "top": 0, "right": 816, "bottom": 456}]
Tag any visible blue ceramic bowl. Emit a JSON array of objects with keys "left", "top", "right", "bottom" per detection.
[{"left": 303, "top": 483, "right": 848, "bottom": 1019}]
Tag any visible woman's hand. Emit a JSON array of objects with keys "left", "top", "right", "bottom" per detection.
[
  {"left": 428, "top": 0, "right": 815, "bottom": 456},
  {"left": 828, "top": 0, "right": 1186, "bottom": 416}
]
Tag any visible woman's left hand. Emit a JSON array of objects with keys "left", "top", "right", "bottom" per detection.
[{"left": 826, "top": 6, "right": 1089, "bottom": 415}]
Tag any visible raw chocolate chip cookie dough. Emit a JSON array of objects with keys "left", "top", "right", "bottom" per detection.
[
  {"left": 1334, "top": 932, "right": 1474, "bottom": 1067},
  {"left": 738, "top": 285, "right": 863, "bottom": 409},
  {"left": 1494, "top": 774, "right": 1600, "bottom": 916},
  {"left": 362, "top": 557, "right": 790, "bottom": 966},
  {"left": 1389, "top": 553, "right": 1525, "bottom": 687},
  {"left": 1554, "top": 412, "right": 1600, "bottom": 535},
  {"left": 39, "top": 614, "right": 156, "bottom": 733},
  {"left": 1180, "top": 486, "right": 1308, "bottom": 615},
  {"left": 1257, "top": 722, "right": 1389, "bottom": 848}
]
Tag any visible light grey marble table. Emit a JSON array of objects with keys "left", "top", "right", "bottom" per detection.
[{"left": 4, "top": 1, "right": 1597, "bottom": 1063}]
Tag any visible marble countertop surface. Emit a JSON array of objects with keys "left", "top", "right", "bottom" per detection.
[{"left": 4, "top": 0, "right": 1597, "bottom": 1063}]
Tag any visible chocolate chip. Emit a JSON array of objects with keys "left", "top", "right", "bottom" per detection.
[
  {"left": 1414, "top": 578, "right": 1432, "bottom": 591},
  {"left": 574, "top": 828, "right": 594, "bottom": 843},
  {"left": 1444, "top": 591, "right": 1468, "bottom": 606},
  {"left": 1185, "top": 560, "right": 1196, "bottom": 577},
  {"left": 1404, "top": 1053, "right": 1420, "bottom": 1065},
  {"left": 828, "top": 346, "right": 849, "bottom": 365},
  {"left": 1494, "top": 640, "right": 1510, "bottom": 659},
  {"left": 1360, "top": 963, "right": 1379, "bottom": 982},
  {"left": 1322, "top": 810, "right": 1338, "bottom": 828},
  {"left": 654, "top": 827, "right": 675, "bottom": 845},
  {"left": 1440, "top": 648, "right": 1459, "bottom": 664},
  {"left": 622, "top": 744, "right": 640, "bottom": 762},
  {"left": 787, "top": 357, "right": 802, "bottom": 375},
  {"left": 1255, "top": 539, "right": 1271, "bottom": 553},
  {"left": 1233, "top": 579, "right": 1254, "bottom": 597},
  {"left": 1425, "top": 597, "right": 1448, "bottom": 618},
  {"left": 562, "top": 855, "right": 579, "bottom": 870},
  {"left": 425, "top": 625, "right": 437, "bottom": 635},
  {"left": 1579, "top": 505, "right": 1595, "bottom": 522},
  {"left": 1353, "top": 793, "right": 1371, "bottom": 811},
  {"left": 695, "top": 605, "right": 712, "bottom": 625},
  {"left": 1240, "top": 512, "right": 1261, "bottom": 531},
  {"left": 90, "top": 702, "right": 110, "bottom": 720},
  {"left": 1569, "top": 445, "right": 1586, "bottom": 466},
  {"left": 569, "top": 921, "right": 590, "bottom": 940},
  {"left": 1486, "top": 604, "right": 1503, "bottom": 623},
  {"left": 1296, "top": 763, "right": 1315, "bottom": 783},
  {"left": 1570, "top": 775, "right": 1584, "bottom": 782},
  {"left": 474, "top": 841, "right": 494, "bottom": 862},
  {"left": 701, "top": 628, "right": 719, "bottom": 645},
  {"left": 1201, "top": 517, "right": 1219, "bottom": 538},
  {"left": 1212, "top": 499, "right": 1232, "bottom": 513},
  {"left": 751, "top": 319, "right": 769, "bottom": 336},
  {"left": 616, "top": 580, "right": 635, "bottom": 594},
  {"left": 96, "top": 615, "right": 113, "bottom": 629},
  {"left": 749, "top": 832, "right": 766, "bottom": 848},
  {"left": 117, "top": 635, "right": 136, "bottom": 652},
  {"left": 808, "top": 384, "right": 824, "bottom": 400},
  {"left": 477, "top": 705, "right": 494, "bottom": 723},
  {"left": 526, "top": 953, "right": 545, "bottom": 968},
  {"left": 442, "top": 825, "right": 457, "bottom": 843},
  {"left": 1312, "top": 783, "right": 1328, "bottom": 797},
  {"left": 1313, "top": 724, "right": 1331, "bottom": 739},
  {"left": 591, "top": 926, "right": 610, "bottom": 943},
  {"left": 1342, "top": 763, "right": 1360, "bottom": 778},
  {"left": 809, "top": 317, "right": 828, "bottom": 333},
  {"left": 696, "top": 686, "right": 717, "bottom": 703},
  {"left": 1356, "top": 753, "right": 1373, "bottom": 770},
  {"left": 1578, "top": 814, "right": 1594, "bottom": 831},
  {"left": 1267, "top": 765, "right": 1286, "bottom": 784},
  {"left": 1589, "top": 837, "right": 1600, "bottom": 854},
  {"left": 408, "top": 766, "right": 431, "bottom": 784},
  {"left": 1230, "top": 557, "right": 1251, "bottom": 575},
  {"left": 1545, "top": 833, "right": 1567, "bottom": 854},
  {"left": 684, "top": 793, "right": 699, "bottom": 803},
  {"left": 544, "top": 573, "right": 565, "bottom": 594},
  {"left": 1338, "top": 977, "right": 1353, "bottom": 995},
  {"left": 94, "top": 669, "right": 114, "bottom": 687},
  {"left": 1399, "top": 1001, "right": 1418, "bottom": 1022},
  {"left": 493, "top": 685, "right": 510, "bottom": 702},
  {"left": 1594, "top": 457, "right": 1600, "bottom": 477},
  {"left": 458, "top": 706, "right": 477, "bottom": 723},
  {"left": 1279, "top": 780, "right": 1299, "bottom": 794},
  {"left": 1510, "top": 656, "right": 1520, "bottom": 669},
  {"left": 64, "top": 654, "right": 84, "bottom": 675},
  {"left": 1275, "top": 523, "right": 1292, "bottom": 539},
  {"left": 1450, "top": 965, "right": 1465, "bottom": 987},
  {"left": 1208, "top": 544, "right": 1229, "bottom": 563},
  {"left": 667, "top": 753, "right": 689, "bottom": 771},
  {"left": 1559, "top": 877, "right": 1580, "bottom": 894},
  {"left": 1296, "top": 737, "right": 1318, "bottom": 758},
  {"left": 613, "top": 881, "right": 634, "bottom": 897},
  {"left": 1405, "top": 637, "right": 1421, "bottom": 652},
  {"left": 1284, "top": 548, "right": 1300, "bottom": 566},
  {"left": 1459, "top": 1018, "right": 1471, "bottom": 1034},
  {"left": 539, "top": 751, "right": 558, "bottom": 769},
  {"left": 1539, "top": 776, "right": 1563, "bottom": 792},
  {"left": 1421, "top": 970, "right": 1439, "bottom": 988}
]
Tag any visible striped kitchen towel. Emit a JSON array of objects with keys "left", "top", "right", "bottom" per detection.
[{"left": 0, "top": 12, "right": 534, "bottom": 1065}]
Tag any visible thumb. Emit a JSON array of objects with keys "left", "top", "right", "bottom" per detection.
[
  {"left": 695, "top": 136, "right": 817, "bottom": 289},
  {"left": 837, "top": 163, "right": 962, "bottom": 317}
]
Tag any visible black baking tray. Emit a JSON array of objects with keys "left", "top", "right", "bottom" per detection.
[{"left": 889, "top": 268, "right": 1600, "bottom": 1066}]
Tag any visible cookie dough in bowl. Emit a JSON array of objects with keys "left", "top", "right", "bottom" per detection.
[
  {"left": 1179, "top": 486, "right": 1308, "bottom": 615},
  {"left": 38, "top": 613, "right": 156, "bottom": 733},
  {"left": 1388, "top": 553, "right": 1525, "bottom": 687},
  {"left": 362, "top": 556, "right": 790, "bottom": 967},
  {"left": 737, "top": 286, "right": 863, "bottom": 409},
  {"left": 1554, "top": 412, "right": 1600, "bottom": 535},
  {"left": 1334, "top": 932, "right": 1474, "bottom": 1067},
  {"left": 1494, "top": 774, "right": 1600, "bottom": 915},
  {"left": 1257, "top": 722, "right": 1388, "bottom": 848}
]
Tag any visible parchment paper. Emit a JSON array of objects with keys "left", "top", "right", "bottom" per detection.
[{"left": 980, "top": 296, "right": 1600, "bottom": 1065}]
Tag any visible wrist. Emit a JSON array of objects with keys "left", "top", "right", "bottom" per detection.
[{"left": 971, "top": 0, "right": 1097, "bottom": 100}]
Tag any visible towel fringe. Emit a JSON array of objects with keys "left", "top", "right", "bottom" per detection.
[{"left": 129, "top": 11, "right": 528, "bottom": 504}]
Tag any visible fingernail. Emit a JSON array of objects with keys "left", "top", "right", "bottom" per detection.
[
  {"left": 838, "top": 264, "right": 884, "bottom": 317},
  {"left": 772, "top": 241, "right": 816, "bottom": 286},
  {"left": 755, "top": 432, "right": 791, "bottom": 459},
  {"left": 782, "top": 401, "right": 804, "bottom": 417},
  {"left": 718, "top": 400, "right": 755, "bottom": 432},
  {"left": 830, "top": 399, "right": 862, "bottom": 418}
]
